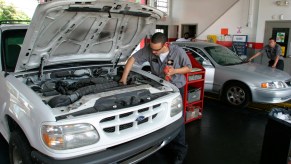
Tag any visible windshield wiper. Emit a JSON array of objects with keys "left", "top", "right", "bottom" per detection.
[{"left": 224, "top": 61, "right": 245, "bottom": 66}]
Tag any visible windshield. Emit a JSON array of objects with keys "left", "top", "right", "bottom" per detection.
[{"left": 204, "top": 46, "right": 243, "bottom": 66}]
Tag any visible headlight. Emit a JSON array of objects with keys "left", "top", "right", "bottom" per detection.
[
  {"left": 41, "top": 123, "right": 99, "bottom": 150},
  {"left": 170, "top": 95, "right": 183, "bottom": 117},
  {"left": 261, "top": 81, "right": 286, "bottom": 89}
]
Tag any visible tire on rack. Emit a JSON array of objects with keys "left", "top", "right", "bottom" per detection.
[
  {"left": 222, "top": 81, "right": 251, "bottom": 108},
  {"left": 9, "top": 130, "right": 33, "bottom": 164}
]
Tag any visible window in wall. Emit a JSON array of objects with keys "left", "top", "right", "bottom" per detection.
[
  {"left": 156, "top": 25, "right": 168, "bottom": 37},
  {"left": 155, "top": 29, "right": 164, "bottom": 33},
  {"left": 156, "top": 0, "right": 169, "bottom": 14}
]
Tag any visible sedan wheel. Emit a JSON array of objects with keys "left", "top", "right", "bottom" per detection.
[{"left": 223, "top": 82, "right": 251, "bottom": 108}]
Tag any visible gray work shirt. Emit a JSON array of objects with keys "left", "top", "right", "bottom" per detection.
[
  {"left": 133, "top": 44, "right": 192, "bottom": 88},
  {"left": 260, "top": 44, "right": 284, "bottom": 60}
]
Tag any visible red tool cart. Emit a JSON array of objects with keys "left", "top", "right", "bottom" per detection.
[{"left": 183, "top": 52, "right": 205, "bottom": 124}]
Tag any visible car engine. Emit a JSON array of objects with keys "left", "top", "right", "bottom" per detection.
[{"left": 17, "top": 66, "right": 169, "bottom": 119}]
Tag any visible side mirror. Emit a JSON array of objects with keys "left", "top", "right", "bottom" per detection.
[{"left": 202, "top": 60, "right": 212, "bottom": 67}]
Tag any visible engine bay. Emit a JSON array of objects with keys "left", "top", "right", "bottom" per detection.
[{"left": 17, "top": 66, "right": 171, "bottom": 118}]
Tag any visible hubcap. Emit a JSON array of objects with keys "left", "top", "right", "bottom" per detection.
[
  {"left": 226, "top": 86, "right": 246, "bottom": 105},
  {"left": 12, "top": 145, "right": 23, "bottom": 164}
]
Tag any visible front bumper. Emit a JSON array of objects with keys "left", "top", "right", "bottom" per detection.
[
  {"left": 31, "top": 117, "right": 183, "bottom": 164},
  {"left": 252, "top": 87, "right": 291, "bottom": 103}
]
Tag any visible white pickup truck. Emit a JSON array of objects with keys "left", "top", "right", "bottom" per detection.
[{"left": 0, "top": 0, "right": 183, "bottom": 163}]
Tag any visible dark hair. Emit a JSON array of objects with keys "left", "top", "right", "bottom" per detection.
[
  {"left": 151, "top": 32, "right": 168, "bottom": 44},
  {"left": 269, "top": 37, "right": 276, "bottom": 41}
]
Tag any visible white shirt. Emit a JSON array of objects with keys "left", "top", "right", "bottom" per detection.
[{"left": 159, "top": 51, "right": 169, "bottom": 62}]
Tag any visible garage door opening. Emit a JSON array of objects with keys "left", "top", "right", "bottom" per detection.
[{"left": 181, "top": 24, "right": 197, "bottom": 39}]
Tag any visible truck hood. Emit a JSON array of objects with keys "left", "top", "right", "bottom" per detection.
[
  {"left": 15, "top": 0, "right": 165, "bottom": 72},
  {"left": 225, "top": 62, "right": 291, "bottom": 81}
]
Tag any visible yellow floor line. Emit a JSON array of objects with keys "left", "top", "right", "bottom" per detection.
[{"left": 204, "top": 95, "right": 291, "bottom": 111}]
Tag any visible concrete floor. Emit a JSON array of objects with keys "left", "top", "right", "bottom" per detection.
[
  {"left": 0, "top": 97, "right": 269, "bottom": 164},
  {"left": 141, "top": 98, "right": 268, "bottom": 164},
  {"left": 185, "top": 98, "right": 268, "bottom": 164}
]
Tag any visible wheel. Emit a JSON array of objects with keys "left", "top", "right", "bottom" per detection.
[
  {"left": 9, "top": 131, "right": 33, "bottom": 164},
  {"left": 222, "top": 82, "right": 251, "bottom": 108}
]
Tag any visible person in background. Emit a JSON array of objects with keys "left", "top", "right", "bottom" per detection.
[
  {"left": 176, "top": 32, "right": 191, "bottom": 42},
  {"left": 248, "top": 37, "right": 284, "bottom": 71},
  {"left": 120, "top": 32, "right": 191, "bottom": 164}
]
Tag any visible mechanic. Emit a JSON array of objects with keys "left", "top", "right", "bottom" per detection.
[
  {"left": 248, "top": 37, "right": 284, "bottom": 70},
  {"left": 120, "top": 32, "right": 192, "bottom": 164}
]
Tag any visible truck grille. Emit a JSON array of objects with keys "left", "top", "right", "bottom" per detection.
[{"left": 100, "top": 104, "right": 162, "bottom": 134}]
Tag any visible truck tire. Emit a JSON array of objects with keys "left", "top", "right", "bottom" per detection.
[{"left": 9, "top": 130, "right": 32, "bottom": 164}]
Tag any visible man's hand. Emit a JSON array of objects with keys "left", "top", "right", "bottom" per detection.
[
  {"left": 119, "top": 57, "right": 135, "bottom": 85},
  {"left": 119, "top": 78, "right": 127, "bottom": 85},
  {"left": 272, "top": 65, "right": 276, "bottom": 68},
  {"left": 166, "top": 66, "right": 176, "bottom": 76},
  {"left": 248, "top": 52, "right": 262, "bottom": 62}
]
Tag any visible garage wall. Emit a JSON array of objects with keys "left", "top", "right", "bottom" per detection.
[
  {"left": 186, "top": 0, "right": 291, "bottom": 44},
  {"left": 256, "top": 0, "right": 291, "bottom": 43},
  {"left": 158, "top": 0, "right": 239, "bottom": 38},
  {"left": 155, "top": 0, "right": 291, "bottom": 74},
  {"left": 197, "top": 0, "right": 259, "bottom": 42},
  {"left": 155, "top": 0, "right": 291, "bottom": 44},
  {"left": 252, "top": 0, "right": 291, "bottom": 74}
]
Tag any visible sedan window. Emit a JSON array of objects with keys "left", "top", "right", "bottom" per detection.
[
  {"left": 184, "top": 47, "right": 209, "bottom": 65},
  {"left": 191, "top": 47, "right": 208, "bottom": 58},
  {"left": 204, "top": 46, "right": 243, "bottom": 66},
  {"left": 186, "top": 50, "right": 204, "bottom": 65}
]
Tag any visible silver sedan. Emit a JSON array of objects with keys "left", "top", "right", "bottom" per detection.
[{"left": 172, "top": 41, "right": 291, "bottom": 108}]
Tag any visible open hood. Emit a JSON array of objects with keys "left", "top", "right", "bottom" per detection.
[{"left": 15, "top": 0, "right": 165, "bottom": 72}]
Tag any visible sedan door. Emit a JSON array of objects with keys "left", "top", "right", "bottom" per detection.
[{"left": 184, "top": 47, "right": 215, "bottom": 91}]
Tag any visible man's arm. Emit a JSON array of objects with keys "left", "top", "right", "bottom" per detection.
[
  {"left": 272, "top": 55, "right": 280, "bottom": 68},
  {"left": 119, "top": 56, "right": 135, "bottom": 85},
  {"left": 167, "top": 66, "right": 191, "bottom": 76},
  {"left": 272, "top": 45, "right": 283, "bottom": 68},
  {"left": 248, "top": 52, "right": 262, "bottom": 62},
  {"left": 120, "top": 46, "right": 149, "bottom": 85}
]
